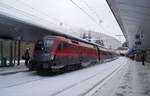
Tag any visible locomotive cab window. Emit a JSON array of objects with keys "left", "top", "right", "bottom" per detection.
[
  {"left": 44, "top": 39, "right": 54, "bottom": 53},
  {"left": 35, "top": 39, "right": 54, "bottom": 53},
  {"left": 35, "top": 40, "right": 44, "bottom": 51}
]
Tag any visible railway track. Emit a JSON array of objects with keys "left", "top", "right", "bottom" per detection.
[
  {"left": 49, "top": 63, "right": 126, "bottom": 96},
  {"left": 0, "top": 57, "right": 127, "bottom": 96},
  {"left": 0, "top": 71, "right": 48, "bottom": 89},
  {"left": 83, "top": 64, "right": 126, "bottom": 96}
]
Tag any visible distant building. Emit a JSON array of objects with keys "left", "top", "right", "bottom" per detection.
[
  {"left": 95, "top": 40, "right": 104, "bottom": 46},
  {"left": 122, "top": 42, "right": 128, "bottom": 47},
  {"left": 116, "top": 47, "right": 128, "bottom": 54},
  {"left": 82, "top": 32, "right": 87, "bottom": 39}
]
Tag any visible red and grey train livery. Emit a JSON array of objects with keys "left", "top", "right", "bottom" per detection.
[{"left": 28, "top": 36, "right": 118, "bottom": 74}]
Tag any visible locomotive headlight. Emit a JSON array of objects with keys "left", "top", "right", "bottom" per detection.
[{"left": 50, "top": 55, "right": 54, "bottom": 60}]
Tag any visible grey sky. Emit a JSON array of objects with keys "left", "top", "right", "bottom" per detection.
[{"left": 0, "top": 0, "right": 125, "bottom": 42}]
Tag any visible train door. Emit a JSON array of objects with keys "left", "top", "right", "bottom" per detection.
[
  {"left": 96, "top": 47, "right": 100, "bottom": 61},
  {"left": 55, "top": 42, "right": 70, "bottom": 66},
  {"left": 78, "top": 46, "right": 83, "bottom": 64}
]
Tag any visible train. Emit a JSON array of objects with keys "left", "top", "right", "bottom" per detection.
[{"left": 27, "top": 36, "right": 118, "bottom": 75}]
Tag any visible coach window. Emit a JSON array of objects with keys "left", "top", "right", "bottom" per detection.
[
  {"left": 58, "top": 42, "right": 70, "bottom": 50},
  {"left": 63, "top": 42, "right": 70, "bottom": 48},
  {"left": 58, "top": 43, "right": 63, "bottom": 50}
]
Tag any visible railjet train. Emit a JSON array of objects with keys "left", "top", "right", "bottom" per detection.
[{"left": 27, "top": 36, "right": 118, "bottom": 74}]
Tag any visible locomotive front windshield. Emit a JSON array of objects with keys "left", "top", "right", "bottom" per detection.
[
  {"left": 44, "top": 39, "right": 54, "bottom": 53},
  {"left": 35, "top": 39, "right": 54, "bottom": 53}
]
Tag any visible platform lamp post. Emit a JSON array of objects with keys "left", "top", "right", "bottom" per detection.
[
  {"left": 98, "top": 20, "right": 103, "bottom": 44},
  {"left": 98, "top": 20, "right": 103, "bottom": 61}
]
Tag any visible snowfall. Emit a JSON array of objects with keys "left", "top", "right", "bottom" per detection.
[{"left": 0, "top": 57, "right": 150, "bottom": 96}]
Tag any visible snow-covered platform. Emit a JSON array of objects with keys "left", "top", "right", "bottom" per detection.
[
  {"left": 92, "top": 58, "right": 150, "bottom": 96},
  {"left": 0, "top": 57, "right": 149, "bottom": 96},
  {"left": 0, "top": 61, "right": 28, "bottom": 75}
]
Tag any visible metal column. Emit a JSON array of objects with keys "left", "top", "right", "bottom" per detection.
[
  {"left": 13, "top": 40, "right": 17, "bottom": 65},
  {"left": 0, "top": 40, "right": 3, "bottom": 66},
  {"left": 9, "top": 40, "right": 13, "bottom": 66},
  {"left": 17, "top": 40, "right": 21, "bottom": 65}
]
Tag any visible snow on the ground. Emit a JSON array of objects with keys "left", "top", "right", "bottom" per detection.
[
  {"left": 92, "top": 58, "right": 150, "bottom": 96},
  {"left": 87, "top": 59, "right": 129, "bottom": 96},
  {"left": 0, "top": 60, "right": 28, "bottom": 74},
  {"left": 111, "top": 60, "right": 150, "bottom": 96},
  {"left": 1, "top": 57, "right": 150, "bottom": 96},
  {"left": 0, "top": 57, "right": 126, "bottom": 96}
]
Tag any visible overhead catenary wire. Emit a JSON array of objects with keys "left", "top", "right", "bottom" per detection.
[
  {"left": 2, "top": 0, "right": 111, "bottom": 36},
  {"left": 18, "top": 0, "right": 62, "bottom": 25},
  {"left": 69, "top": 0, "right": 99, "bottom": 25},
  {"left": 67, "top": 0, "right": 104, "bottom": 31},
  {"left": 81, "top": 0, "right": 101, "bottom": 21},
  {"left": 10, "top": 0, "right": 107, "bottom": 33},
  {"left": 70, "top": 0, "right": 112, "bottom": 34}
]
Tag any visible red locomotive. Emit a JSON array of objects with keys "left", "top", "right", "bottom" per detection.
[{"left": 27, "top": 36, "right": 118, "bottom": 74}]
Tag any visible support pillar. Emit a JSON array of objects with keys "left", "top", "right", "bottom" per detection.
[
  {"left": 13, "top": 40, "right": 17, "bottom": 65},
  {"left": 17, "top": 40, "right": 21, "bottom": 65},
  {"left": 0, "top": 40, "right": 3, "bottom": 66},
  {"left": 9, "top": 40, "right": 13, "bottom": 66}
]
